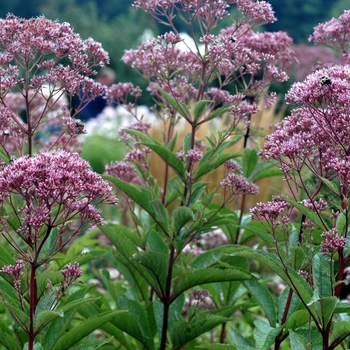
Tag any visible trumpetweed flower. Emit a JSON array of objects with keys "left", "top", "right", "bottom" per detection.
[
  {"left": 0, "top": 150, "right": 117, "bottom": 254},
  {"left": 310, "top": 10, "right": 350, "bottom": 63},
  {"left": 0, "top": 258, "right": 24, "bottom": 292},
  {"left": 59, "top": 262, "right": 83, "bottom": 296},
  {"left": 0, "top": 14, "right": 109, "bottom": 157}
]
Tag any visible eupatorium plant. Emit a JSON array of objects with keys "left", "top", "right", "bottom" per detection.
[
  {"left": 233, "top": 10, "right": 350, "bottom": 350},
  {"left": 0, "top": 15, "right": 123, "bottom": 350},
  {"left": 99, "top": 1, "right": 298, "bottom": 349}
]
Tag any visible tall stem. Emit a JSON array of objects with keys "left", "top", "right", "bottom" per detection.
[
  {"left": 160, "top": 245, "right": 175, "bottom": 350},
  {"left": 28, "top": 262, "right": 37, "bottom": 350}
]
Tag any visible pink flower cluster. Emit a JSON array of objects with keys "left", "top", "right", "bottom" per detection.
[
  {"left": 310, "top": 10, "right": 350, "bottom": 63},
  {"left": 321, "top": 228, "right": 346, "bottom": 255},
  {"left": 261, "top": 65, "right": 350, "bottom": 194},
  {"left": 60, "top": 262, "right": 83, "bottom": 295},
  {"left": 250, "top": 196, "right": 290, "bottom": 227},
  {"left": 0, "top": 150, "right": 117, "bottom": 243},
  {"left": 220, "top": 173, "right": 258, "bottom": 195}
]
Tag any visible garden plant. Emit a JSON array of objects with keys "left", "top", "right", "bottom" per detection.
[{"left": 0, "top": 1, "right": 350, "bottom": 350}]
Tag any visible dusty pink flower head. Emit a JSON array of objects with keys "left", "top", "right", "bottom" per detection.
[
  {"left": 0, "top": 14, "right": 109, "bottom": 142},
  {"left": 310, "top": 10, "right": 350, "bottom": 63},
  {"left": 0, "top": 150, "right": 117, "bottom": 243},
  {"left": 220, "top": 173, "right": 258, "bottom": 195},
  {"left": 321, "top": 228, "right": 346, "bottom": 255},
  {"left": 261, "top": 66, "right": 350, "bottom": 185}
]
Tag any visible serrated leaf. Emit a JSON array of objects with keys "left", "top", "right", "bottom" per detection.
[
  {"left": 35, "top": 310, "right": 64, "bottom": 332},
  {"left": 242, "top": 148, "right": 258, "bottom": 179},
  {"left": 252, "top": 166, "right": 284, "bottom": 182},
  {"left": 23, "top": 343, "right": 44, "bottom": 350},
  {"left": 158, "top": 87, "right": 190, "bottom": 120},
  {"left": 284, "top": 197, "right": 328, "bottom": 231},
  {"left": 231, "top": 249, "right": 314, "bottom": 305},
  {"left": 187, "top": 182, "right": 208, "bottom": 208},
  {"left": 173, "top": 267, "right": 251, "bottom": 300},
  {"left": 0, "top": 321, "right": 22, "bottom": 350},
  {"left": 285, "top": 310, "right": 310, "bottom": 330},
  {"left": 52, "top": 310, "right": 126, "bottom": 350},
  {"left": 59, "top": 249, "right": 106, "bottom": 269},
  {"left": 69, "top": 337, "right": 113, "bottom": 350},
  {"left": 2, "top": 301, "right": 30, "bottom": 330},
  {"left": 173, "top": 206, "right": 193, "bottom": 236},
  {"left": 330, "top": 320, "right": 350, "bottom": 345},
  {"left": 239, "top": 221, "right": 275, "bottom": 247},
  {"left": 312, "top": 253, "right": 332, "bottom": 298},
  {"left": 319, "top": 175, "right": 340, "bottom": 194},
  {"left": 146, "top": 229, "right": 169, "bottom": 256},
  {"left": 193, "top": 100, "right": 212, "bottom": 122},
  {"left": 289, "top": 331, "right": 308, "bottom": 350},
  {"left": 191, "top": 246, "right": 226, "bottom": 269},
  {"left": 104, "top": 175, "right": 170, "bottom": 232},
  {"left": 126, "top": 128, "right": 186, "bottom": 178},
  {"left": 201, "top": 104, "right": 231, "bottom": 123},
  {"left": 195, "top": 152, "right": 241, "bottom": 180},
  {"left": 0, "top": 145, "right": 10, "bottom": 164},
  {"left": 254, "top": 319, "right": 282, "bottom": 350},
  {"left": 278, "top": 287, "right": 301, "bottom": 325},
  {"left": 244, "top": 280, "right": 276, "bottom": 327},
  {"left": 171, "top": 314, "right": 230, "bottom": 349},
  {"left": 195, "top": 344, "right": 237, "bottom": 349},
  {"left": 132, "top": 251, "right": 169, "bottom": 297},
  {"left": 336, "top": 212, "right": 347, "bottom": 235}
]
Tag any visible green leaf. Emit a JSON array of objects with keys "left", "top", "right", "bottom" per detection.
[
  {"left": 173, "top": 267, "right": 251, "bottom": 300},
  {"left": 336, "top": 212, "right": 347, "bottom": 235},
  {"left": 132, "top": 251, "right": 169, "bottom": 297},
  {"left": 254, "top": 319, "right": 282, "bottom": 350},
  {"left": 0, "top": 320, "right": 22, "bottom": 350},
  {"left": 253, "top": 167, "right": 284, "bottom": 182},
  {"left": 195, "top": 152, "right": 241, "bottom": 180},
  {"left": 202, "top": 104, "right": 231, "bottom": 123},
  {"left": 239, "top": 221, "right": 275, "bottom": 247},
  {"left": 0, "top": 145, "right": 9, "bottom": 164},
  {"left": 42, "top": 286, "right": 93, "bottom": 349},
  {"left": 187, "top": 182, "right": 209, "bottom": 208},
  {"left": 230, "top": 329, "right": 255, "bottom": 348},
  {"left": 69, "top": 337, "right": 113, "bottom": 350},
  {"left": 35, "top": 310, "right": 64, "bottom": 332},
  {"left": 193, "top": 100, "right": 212, "bottom": 122},
  {"left": 104, "top": 175, "right": 170, "bottom": 232},
  {"left": 242, "top": 148, "right": 258, "bottom": 179},
  {"left": 289, "top": 331, "right": 308, "bottom": 350},
  {"left": 330, "top": 320, "right": 350, "bottom": 345},
  {"left": 312, "top": 253, "right": 332, "bottom": 298},
  {"left": 146, "top": 229, "right": 169, "bottom": 256},
  {"left": 285, "top": 310, "right": 310, "bottom": 330},
  {"left": 173, "top": 206, "right": 194, "bottom": 236},
  {"left": 319, "top": 175, "right": 340, "bottom": 194},
  {"left": 59, "top": 249, "right": 106, "bottom": 269},
  {"left": 191, "top": 246, "right": 227, "bottom": 269},
  {"left": 171, "top": 314, "right": 231, "bottom": 349},
  {"left": 23, "top": 343, "right": 44, "bottom": 350},
  {"left": 278, "top": 287, "right": 301, "bottom": 325},
  {"left": 52, "top": 310, "right": 127, "bottom": 350},
  {"left": 158, "top": 87, "right": 190, "bottom": 120},
  {"left": 2, "top": 301, "right": 30, "bottom": 330},
  {"left": 231, "top": 249, "right": 313, "bottom": 305},
  {"left": 195, "top": 344, "right": 236, "bottom": 349},
  {"left": 284, "top": 197, "right": 328, "bottom": 231},
  {"left": 244, "top": 280, "right": 277, "bottom": 327},
  {"left": 126, "top": 128, "right": 186, "bottom": 178}
]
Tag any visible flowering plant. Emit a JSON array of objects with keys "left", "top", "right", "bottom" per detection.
[{"left": 0, "top": 15, "right": 122, "bottom": 350}]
